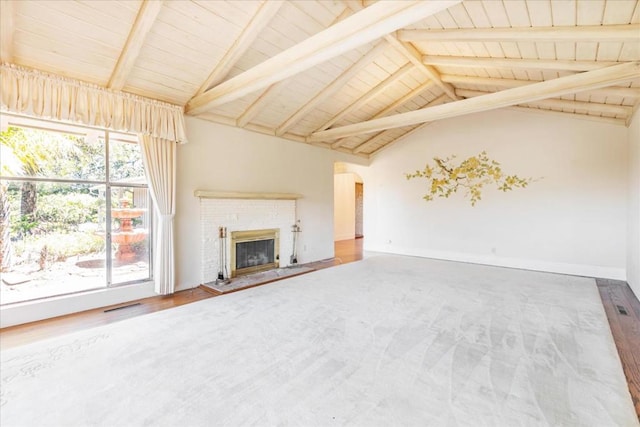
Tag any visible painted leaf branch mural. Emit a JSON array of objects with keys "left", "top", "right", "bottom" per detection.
[{"left": 406, "top": 151, "right": 534, "bottom": 206}]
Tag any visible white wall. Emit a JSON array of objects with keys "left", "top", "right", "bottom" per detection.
[
  {"left": 334, "top": 173, "right": 356, "bottom": 241},
  {"left": 628, "top": 109, "right": 640, "bottom": 298},
  {"left": 175, "top": 117, "right": 367, "bottom": 291},
  {"left": 363, "top": 109, "right": 628, "bottom": 279}
]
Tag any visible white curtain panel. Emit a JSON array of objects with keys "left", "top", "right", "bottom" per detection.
[
  {"left": 139, "top": 135, "right": 177, "bottom": 295},
  {"left": 1, "top": 64, "right": 187, "bottom": 143}
]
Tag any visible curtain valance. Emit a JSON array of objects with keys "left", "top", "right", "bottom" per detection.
[{"left": 1, "top": 64, "right": 187, "bottom": 143}]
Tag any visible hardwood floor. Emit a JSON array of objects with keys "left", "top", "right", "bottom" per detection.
[
  {"left": 1, "top": 241, "right": 638, "bottom": 419},
  {"left": 597, "top": 278, "right": 640, "bottom": 418}
]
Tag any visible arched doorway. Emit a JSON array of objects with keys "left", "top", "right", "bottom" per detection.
[{"left": 333, "top": 162, "right": 363, "bottom": 241}]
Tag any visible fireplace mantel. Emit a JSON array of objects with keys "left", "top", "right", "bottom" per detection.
[{"left": 194, "top": 190, "right": 303, "bottom": 200}]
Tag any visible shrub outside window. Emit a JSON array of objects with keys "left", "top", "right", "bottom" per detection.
[{"left": 0, "top": 115, "right": 152, "bottom": 305}]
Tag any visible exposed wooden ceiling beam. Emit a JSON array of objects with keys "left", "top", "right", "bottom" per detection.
[
  {"left": 185, "top": 0, "right": 461, "bottom": 115},
  {"left": 198, "top": 113, "right": 368, "bottom": 158},
  {"left": 317, "top": 62, "right": 414, "bottom": 132},
  {"left": 244, "top": 6, "right": 354, "bottom": 133},
  {"left": 200, "top": 112, "right": 305, "bottom": 142},
  {"left": 508, "top": 107, "right": 627, "bottom": 127},
  {"left": 424, "top": 55, "right": 621, "bottom": 72},
  {"left": 308, "top": 61, "right": 640, "bottom": 142},
  {"left": 275, "top": 40, "right": 388, "bottom": 136},
  {"left": 384, "top": 36, "right": 459, "bottom": 100},
  {"left": 626, "top": 100, "right": 640, "bottom": 126},
  {"left": 108, "top": 0, "right": 163, "bottom": 90},
  {"left": 441, "top": 74, "right": 640, "bottom": 99},
  {"left": 456, "top": 88, "right": 632, "bottom": 117},
  {"left": 194, "top": 1, "right": 284, "bottom": 96},
  {"left": 352, "top": 95, "right": 448, "bottom": 153},
  {"left": 367, "top": 122, "right": 433, "bottom": 157},
  {"left": 236, "top": 81, "right": 287, "bottom": 128},
  {"left": 0, "top": 0, "right": 15, "bottom": 63},
  {"left": 398, "top": 24, "right": 640, "bottom": 43},
  {"left": 342, "top": 0, "right": 459, "bottom": 101},
  {"left": 331, "top": 80, "right": 436, "bottom": 149}
]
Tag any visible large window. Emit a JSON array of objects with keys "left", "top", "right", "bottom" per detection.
[{"left": 0, "top": 115, "right": 152, "bottom": 305}]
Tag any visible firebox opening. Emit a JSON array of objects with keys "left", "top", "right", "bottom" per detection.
[{"left": 230, "top": 229, "right": 279, "bottom": 278}]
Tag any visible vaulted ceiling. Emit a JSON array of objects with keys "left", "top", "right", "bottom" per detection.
[{"left": 1, "top": 0, "right": 639, "bottom": 157}]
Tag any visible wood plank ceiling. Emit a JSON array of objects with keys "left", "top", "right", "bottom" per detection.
[{"left": 1, "top": 0, "right": 639, "bottom": 158}]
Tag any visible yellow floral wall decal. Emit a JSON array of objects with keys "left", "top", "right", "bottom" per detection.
[{"left": 406, "top": 151, "right": 535, "bottom": 206}]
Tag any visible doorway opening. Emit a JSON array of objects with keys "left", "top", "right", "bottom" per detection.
[{"left": 333, "top": 162, "right": 364, "bottom": 242}]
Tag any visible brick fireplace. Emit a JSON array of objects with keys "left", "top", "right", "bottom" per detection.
[{"left": 195, "top": 191, "right": 301, "bottom": 284}]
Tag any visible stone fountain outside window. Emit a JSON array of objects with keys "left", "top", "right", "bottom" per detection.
[{"left": 111, "top": 199, "right": 148, "bottom": 262}]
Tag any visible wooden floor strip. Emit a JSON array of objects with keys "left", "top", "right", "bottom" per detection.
[{"left": 597, "top": 278, "right": 640, "bottom": 419}]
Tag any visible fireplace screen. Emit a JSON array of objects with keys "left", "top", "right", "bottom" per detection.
[
  {"left": 230, "top": 229, "right": 279, "bottom": 277},
  {"left": 236, "top": 239, "right": 275, "bottom": 269}
]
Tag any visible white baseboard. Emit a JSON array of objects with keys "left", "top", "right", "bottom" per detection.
[
  {"left": 0, "top": 282, "right": 156, "bottom": 328},
  {"left": 365, "top": 245, "right": 627, "bottom": 281}
]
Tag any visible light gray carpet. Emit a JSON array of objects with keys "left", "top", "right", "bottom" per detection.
[{"left": 1, "top": 254, "right": 637, "bottom": 426}]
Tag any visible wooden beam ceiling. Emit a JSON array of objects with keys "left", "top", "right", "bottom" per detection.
[
  {"left": 107, "top": 0, "right": 163, "bottom": 90},
  {"left": 185, "top": 0, "right": 461, "bottom": 115},
  {"left": 398, "top": 24, "right": 640, "bottom": 43},
  {"left": 423, "top": 56, "right": 621, "bottom": 72},
  {"left": 241, "top": 6, "right": 354, "bottom": 133},
  {"left": 0, "top": 0, "right": 15, "bottom": 63},
  {"left": 352, "top": 94, "right": 448, "bottom": 154},
  {"left": 456, "top": 89, "right": 632, "bottom": 117},
  {"left": 383, "top": 36, "right": 459, "bottom": 100},
  {"left": 316, "top": 62, "right": 414, "bottom": 132},
  {"left": 508, "top": 107, "right": 627, "bottom": 127},
  {"left": 236, "top": 81, "right": 287, "bottom": 128},
  {"left": 307, "top": 61, "right": 640, "bottom": 142},
  {"left": 441, "top": 75, "right": 640, "bottom": 99},
  {"left": 194, "top": 0, "right": 284, "bottom": 96},
  {"left": 274, "top": 38, "right": 389, "bottom": 136},
  {"left": 331, "top": 80, "right": 436, "bottom": 149},
  {"left": 343, "top": 0, "right": 459, "bottom": 101}
]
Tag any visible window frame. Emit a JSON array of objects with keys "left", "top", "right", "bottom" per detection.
[{"left": 0, "top": 113, "right": 153, "bottom": 303}]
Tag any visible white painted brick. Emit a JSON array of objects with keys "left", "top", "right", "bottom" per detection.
[{"left": 200, "top": 199, "right": 296, "bottom": 283}]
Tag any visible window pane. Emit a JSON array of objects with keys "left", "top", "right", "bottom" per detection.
[
  {"left": 109, "top": 136, "right": 145, "bottom": 183},
  {"left": 110, "top": 187, "right": 151, "bottom": 284},
  {"left": 0, "top": 180, "right": 106, "bottom": 304},
  {"left": 0, "top": 126, "right": 106, "bottom": 181}
]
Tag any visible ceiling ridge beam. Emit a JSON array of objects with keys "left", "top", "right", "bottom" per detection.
[
  {"left": 185, "top": 0, "right": 461, "bottom": 115},
  {"left": 331, "top": 80, "right": 436, "bottom": 149},
  {"left": 108, "top": 0, "right": 163, "bottom": 90},
  {"left": 317, "top": 62, "right": 414, "bottom": 133},
  {"left": 424, "top": 55, "right": 623, "bottom": 72},
  {"left": 441, "top": 74, "right": 640, "bottom": 98},
  {"left": 384, "top": 36, "right": 459, "bottom": 100},
  {"left": 307, "top": 61, "right": 640, "bottom": 142},
  {"left": 456, "top": 88, "right": 632, "bottom": 117},
  {"left": 194, "top": 0, "right": 284, "bottom": 96},
  {"left": 399, "top": 23, "right": 640, "bottom": 43},
  {"left": 0, "top": 0, "right": 15, "bottom": 63},
  {"left": 352, "top": 94, "right": 448, "bottom": 153},
  {"left": 275, "top": 40, "right": 388, "bottom": 136}
]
